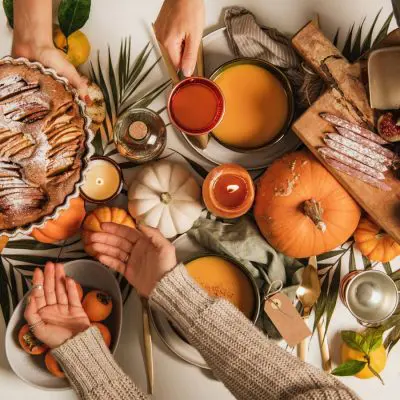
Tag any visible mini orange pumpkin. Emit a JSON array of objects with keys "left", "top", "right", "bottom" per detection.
[
  {"left": 31, "top": 198, "right": 86, "bottom": 243},
  {"left": 354, "top": 216, "right": 400, "bottom": 262},
  {"left": 92, "top": 322, "right": 112, "bottom": 347},
  {"left": 82, "top": 207, "right": 135, "bottom": 256},
  {"left": 254, "top": 151, "right": 361, "bottom": 258}
]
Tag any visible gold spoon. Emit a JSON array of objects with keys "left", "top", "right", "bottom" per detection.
[{"left": 296, "top": 256, "right": 321, "bottom": 362}]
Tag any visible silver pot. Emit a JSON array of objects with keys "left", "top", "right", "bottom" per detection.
[{"left": 340, "top": 270, "right": 399, "bottom": 327}]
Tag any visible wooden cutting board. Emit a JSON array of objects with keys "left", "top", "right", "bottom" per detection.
[
  {"left": 291, "top": 22, "right": 400, "bottom": 242},
  {"left": 292, "top": 91, "right": 400, "bottom": 243}
]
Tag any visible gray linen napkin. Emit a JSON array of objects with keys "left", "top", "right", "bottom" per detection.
[
  {"left": 224, "top": 6, "right": 324, "bottom": 108},
  {"left": 188, "top": 217, "right": 304, "bottom": 338}
]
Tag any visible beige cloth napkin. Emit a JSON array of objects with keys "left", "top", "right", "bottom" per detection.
[{"left": 224, "top": 7, "right": 324, "bottom": 108}]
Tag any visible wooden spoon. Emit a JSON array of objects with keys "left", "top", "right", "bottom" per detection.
[{"left": 296, "top": 256, "right": 320, "bottom": 362}]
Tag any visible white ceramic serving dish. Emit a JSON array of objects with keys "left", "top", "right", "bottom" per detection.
[{"left": 5, "top": 260, "right": 122, "bottom": 390}]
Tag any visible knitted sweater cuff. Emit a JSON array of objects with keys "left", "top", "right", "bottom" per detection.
[
  {"left": 52, "top": 326, "right": 127, "bottom": 397},
  {"left": 149, "top": 263, "right": 214, "bottom": 333}
]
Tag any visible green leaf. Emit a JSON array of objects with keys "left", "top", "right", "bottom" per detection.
[
  {"left": 312, "top": 273, "right": 329, "bottom": 333},
  {"left": 0, "top": 257, "right": 11, "bottom": 324},
  {"left": 372, "top": 12, "right": 394, "bottom": 48},
  {"left": 341, "top": 330, "right": 368, "bottom": 353},
  {"left": 107, "top": 46, "right": 119, "bottom": 115},
  {"left": 92, "top": 129, "right": 104, "bottom": 156},
  {"left": 384, "top": 325, "right": 400, "bottom": 353},
  {"left": 324, "top": 260, "right": 342, "bottom": 338},
  {"left": 363, "top": 329, "right": 383, "bottom": 353},
  {"left": 342, "top": 23, "right": 355, "bottom": 60},
  {"left": 362, "top": 255, "right": 372, "bottom": 270},
  {"left": 361, "top": 9, "right": 382, "bottom": 54},
  {"left": 367, "top": 362, "right": 385, "bottom": 385},
  {"left": 5, "top": 239, "right": 61, "bottom": 251},
  {"left": 58, "top": 0, "right": 91, "bottom": 38},
  {"left": 332, "top": 360, "right": 367, "bottom": 376},
  {"left": 124, "top": 80, "right": 171, "bottom": 114},
  {"left": 317, "top": 250, "right": 345, "bottom": 262},
  {"left": 383, "top": 262, "right": 392, "bottom": 275},
  {"left": 3, "top": 0, "right": 13, "bottom": 28},
  {"left": 391, "top": 268, "right": 400, "bottom": 281},
  {"left": 333, "top": 29, "right": 340, "bottom": 47},
  {"left": 349, "top": 18, "right": 365, "bottom": 62},
  {"left": 5, "top": 255, "right": 77, "bottom": 265},
  {"left": 349, "top": 246, "right": 357, "bottom": 272},
  {"left": 8, "top": 264, "right": 18, "bottom": 308}
]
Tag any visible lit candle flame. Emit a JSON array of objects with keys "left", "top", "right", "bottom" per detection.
[{"left": 227, "top": 184, "right": 240, "bottom": 193}]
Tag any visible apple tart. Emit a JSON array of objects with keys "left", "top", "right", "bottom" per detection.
[{"left": 0, "top": 59, "right": 91, "bottom": 232}]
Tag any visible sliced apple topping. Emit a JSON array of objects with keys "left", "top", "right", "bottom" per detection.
[{"left": 0, "top": 130, "right": 35, "bottom": 161}]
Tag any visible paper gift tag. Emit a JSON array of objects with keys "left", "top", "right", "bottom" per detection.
[{"left": 264, "top": 293, "right": 311, "bottom": 347}]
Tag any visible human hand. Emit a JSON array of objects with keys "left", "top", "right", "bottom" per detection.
[
  {"left": 24, "top": 262, "right": 90, "bottom": 349},
  {"left": 154, "top": 0, "right": 205, "bottom": 77},
  {"left": 12, "top": 44, "right": 88, "bottom": 98},
  {"left": 86, "top": 223, "right": 177, "bottom": 297}
]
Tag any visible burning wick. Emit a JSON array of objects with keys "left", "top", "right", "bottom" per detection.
[
  {"left": 96, "top": 177, "right": 104, "bottom": 186},
  {"left": 227, "top": 184, "right": 240, "bottom": 193}
]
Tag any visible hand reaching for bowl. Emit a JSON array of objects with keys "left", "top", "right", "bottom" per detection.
[
  {"left": 87, "top": 223, "right": 177, "bottom": 297},
  {"left": 24, "top": 262, "right": 90, "bottom": 349},
  {"left": 154, "top": 0, "right": 205, "bottom": 77}
]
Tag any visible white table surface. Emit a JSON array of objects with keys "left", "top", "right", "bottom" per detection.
[{"left": 0, "top": 1, "right": 399, "bottom": 399}]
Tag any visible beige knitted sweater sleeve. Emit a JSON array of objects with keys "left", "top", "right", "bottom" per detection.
[{"left": 52, "top": 263, "right": 360, "bottom": 400}]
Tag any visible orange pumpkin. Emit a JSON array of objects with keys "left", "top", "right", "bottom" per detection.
[
  {"left": 254, "top": 151, "right": 361, "bottom": 258},
  {"left": 82, "top": 207, "right": 135, "bottom": 256},
  {"left": 354, "top": 217, "right": 400, "bottom": 262},
  {"left": 31, "top": 198, "right": 86, "bottom": 243}
]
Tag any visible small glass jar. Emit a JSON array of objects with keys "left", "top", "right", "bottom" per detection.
[{"left": 114, "top": 108, "right": 167, "bottom": 163}]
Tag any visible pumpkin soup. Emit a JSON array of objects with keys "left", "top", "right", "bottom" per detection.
[
  {"left": 186, "top": 255, "right": 255, "bottom": 319},
  {"left": 213, "top": 63, "right": 288, "bottom": 149}
]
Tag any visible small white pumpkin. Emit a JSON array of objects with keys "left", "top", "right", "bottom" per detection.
[{"left": 128, "top": 161, "right": 203, "bottom": 238}]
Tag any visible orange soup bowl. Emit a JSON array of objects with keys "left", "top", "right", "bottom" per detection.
[
  {"left": 185, "top": 254, "right": 261, "bottom": 323},
  {"left": 202, "top": 163, "right": 255, "bottom": 219},
  {"left": 209, "top": 58, "right": 295, "bottom": 152},
  {"left": 167, "top": 77, "right": 225, "bottom": 136}
]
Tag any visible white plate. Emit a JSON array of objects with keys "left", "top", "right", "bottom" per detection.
[
  {"left": 150, "top": 234, "right": 209, "bottom": 369},
  {"left": 181, "top": 28, "right": 302, "bottom": 171},
  {"left": 5, "top": 260, "right": 123, "bottom": 390}
]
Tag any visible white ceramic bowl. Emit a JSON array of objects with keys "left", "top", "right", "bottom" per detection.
[{"left": 5, "top": 260, "right": 123, "bottom": 390}]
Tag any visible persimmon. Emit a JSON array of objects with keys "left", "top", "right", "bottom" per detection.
[
  {"left": 45, "top": 351, "right": 65, "bottom": 378},
  {"left": 75, "top": 282, "right": 84, "bottom": 302},
  {"left": 92, "top": 322, "right": 111, "bottom": 347},
  {"left": 18, "top": 324, "right": 48, "bottom": 355},
  {"left": 82, "top": 290, "right": 112, "bottom": 321}
]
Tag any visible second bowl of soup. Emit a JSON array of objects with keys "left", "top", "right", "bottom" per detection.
[{"left": 210, "top": 58, "right": 294, "bottom": 151}]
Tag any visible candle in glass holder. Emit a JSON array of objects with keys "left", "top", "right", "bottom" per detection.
[
  {"left": 80, "top": 156, "right": 123, "bottom": 203},
  {"left": 203, "top": 164, "right": 255, "bottom": 219}
]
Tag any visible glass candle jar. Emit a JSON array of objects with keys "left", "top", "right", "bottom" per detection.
[
  {"left": 80, "top": 156, "right": 123, "bottom": 203},
  {"left": 114, "top": 108, "right": 166, "bottom": 163}
]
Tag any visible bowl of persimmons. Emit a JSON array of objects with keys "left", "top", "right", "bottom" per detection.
[{"left": 5, "top": 260, "right": 123, "bottom": 390}]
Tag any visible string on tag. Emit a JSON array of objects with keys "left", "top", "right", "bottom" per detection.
[
  {"left": 263, "top": 280, "right": 294, "bottom": 318},
  {"left": 263, "top": 280, "right": 283, "bottom": 301}
]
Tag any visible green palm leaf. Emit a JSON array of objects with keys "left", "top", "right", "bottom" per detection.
[
  {"left": 0, "top": 257, "right": 11, "bottom": 324},
  {"left": 361, "top": 9, "right": 383, "bottom": 54},
  {"left": 89, "top": 37, "right": 168, "bottom": 156},
  {"left": 336, "top": 9, "right": 394, "bottom": 61}
]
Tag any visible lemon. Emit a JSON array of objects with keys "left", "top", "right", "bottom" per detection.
[
  {"left": 341, "top": 343, "right": 387, "bottom": 379},
  {"left": 53, "top": 25, "right": 91, "bottom": 67}
]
